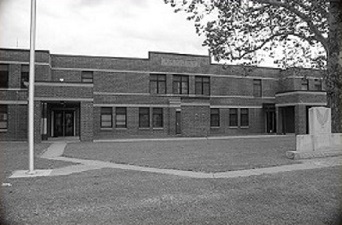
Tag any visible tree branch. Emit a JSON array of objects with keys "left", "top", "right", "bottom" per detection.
[{"left": 253, "top": 0, "right": 328, "bottom": 51}]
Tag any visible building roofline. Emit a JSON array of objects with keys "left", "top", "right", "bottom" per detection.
[{"left": 0, "top": 47, "right": 50, "bottom": 53}]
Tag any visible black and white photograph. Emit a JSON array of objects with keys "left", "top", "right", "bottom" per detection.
[{"left": 0, "top": 0, "right": 341, "bottom": 224}]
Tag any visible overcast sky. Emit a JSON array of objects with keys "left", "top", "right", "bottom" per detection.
[{"left": 0, "top": 0, "right": 208, "bottom": 58}]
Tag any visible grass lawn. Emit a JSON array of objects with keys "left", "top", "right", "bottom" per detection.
[
  {"left": 1, "top": 142, "right": 76, "bottom": 179},
  {"left": 1, "top": 165, "right": 341, "bottom": 225},
  {"left": 64, "top": 136, "right": 299, "bottom": 172}
]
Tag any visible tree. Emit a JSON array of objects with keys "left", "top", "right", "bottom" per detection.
[{"left": 165, "top": 0, "right": 342, "bottom": 133}]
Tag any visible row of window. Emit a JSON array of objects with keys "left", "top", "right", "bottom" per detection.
[
  {"left": 210, "top": 108, "right": 249, "bottom": 127},
  {"left": 101, "top": 107, "right": 163, "bottom": 129},
  {"left": 301, "top": 78, "right": 322, "bottom": 91},
  {"left": 100, "top": 107, "right": 249, "bottom": 129},
  {"left": 0, "top": 64, "right": 94, "bottom": 88},
  {"left": 0, "top": 64, "right": 322, "bottom": 93},
  {"left": 150, "top": 74, "right": 210, "bottom": 95}
]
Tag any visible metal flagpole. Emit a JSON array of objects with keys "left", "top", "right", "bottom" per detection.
[{"left": 28, "top": 0, "right": 36, "bottom": 174}]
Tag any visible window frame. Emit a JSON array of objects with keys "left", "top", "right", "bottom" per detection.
[
  {"left": 0, "top": 64, "right": 9, "bottom": 88},
  {"left": 173, "top": 75, "right": 189, "bottom": 95},
  {"left": 301, "top": 78, "right": 309, "bottom": 90},
  {"left": 150, "top": 74, "right": 166, "bottom": 94},
  {"left": 229, "top": 108, "right": 238, "bottom": 127},
  {"left": 0, "top": 105, "right": 8, "bottom": 131},
  {"left": 115, "top": 107, "right": 127, "bottom": 128},
  {"left": 240, "top": 108, "right": 249, "bottom": 127},
  {"left": 253, "top": 79, "right": 262, "bottom": 97},
  {"left": 139, "top": 107, "right": 150, "bottom": 128},
  {"left": 100, "top": 107, "right": 112, "bottom": 129},
  {"left": 152, "top": 108, "right": 163, "bottom": 128},
  {"left": 195, "top": 76, "right": 210, "bottom": 95},
  {"left": 21, "top": 65, "right": 29, "bottom": 88},
  {"left": 210, "top": 108, "right": 220, "bottom": 127},
  {"left": 81, "top": 71, "right": 93, "bottom": 83},
  {"left": 314, "top": 79, "right": 322, "bottom": 91}
]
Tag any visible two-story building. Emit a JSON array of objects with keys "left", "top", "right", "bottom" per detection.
[{"left": 0, "top": 48, "right": 327, "bottom": 142}]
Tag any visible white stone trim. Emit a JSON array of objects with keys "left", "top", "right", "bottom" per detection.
[
  {"left": 276, "top": 102, "right": 327, "bottom": 107},
  {"left": 0, "top": 100, "right": 27, "bottom": 105},
  {"left": 210, "top": 105, "right": 263, "bottom": 109},
  {"left": 35, "top": 97, "right": 93, "bottom": 102},
  {"left": 35, "top": 82, "right": 93, "bottom": 87},
  {"left": 0, "top": 60, "right": 50, "bottom": 66},
  {"left": 275, "top": 91, "right": 326, "bottom": 97}
]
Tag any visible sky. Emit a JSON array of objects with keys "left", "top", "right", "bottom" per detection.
[{"left": 0, "top": 0, "right": 208, "bottom": 58}]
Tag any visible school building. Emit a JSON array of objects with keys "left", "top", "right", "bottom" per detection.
[{"left": 0, "top": 48, "right": 327, "bottom": 142}]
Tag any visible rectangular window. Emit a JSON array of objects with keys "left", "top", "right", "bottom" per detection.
[
  {"left": 314, "top": 79, "right": 322, "bottom": 90},
  {"left": 0, "top": 64, "right": 9, "bottom": 88},
  {"left": 253, "top": 79, "right": 262, "bottom": 97},
  {"left": 152, "top": 108, "right": 163, "bottom": 128},
  {"left": 173, "top": 75, "right": 189, "bottom": 94},
  {"left": 139, "top": 107, "right": 150, "bottom": 128},
  {"left": 240, "top": 108, "right": 249, "bottom": 127},
  {"left": 115, "top": 107, "right": 127, "bottom": 128},
  {"left": 81, "top": 71, "right": 93, "bottom": 83},
  {"left": 301, "top": 78, "right": 309, "bottom": 90},
  {"left": 100, "top": 107, "right": 112, "bottom": 128},
  {"left": 0, "top": 105, "right": 8, "bottom": 131},
  {"left": 150, "top": 74, "right": 166, "bottom": 94},
  {"left": 195, "top": 76, "right": 210, "bottom": 95},
  {"left": 210, "top": 108, "right": 220, "bottom": 127},
  {"left": 21, "top": 65, "right": 29, "bottom": 88},
  {"left": 229, "top": 108, "right": 238, "bottom": 127}
]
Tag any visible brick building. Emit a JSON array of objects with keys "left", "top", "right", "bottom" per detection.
[{"left": 0, "top": 48, "right": 327, "bottom": 142}]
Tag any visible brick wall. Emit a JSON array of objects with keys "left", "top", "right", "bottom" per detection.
[{"left": 80, "top": 102, "right": 94, "bottom": 141}]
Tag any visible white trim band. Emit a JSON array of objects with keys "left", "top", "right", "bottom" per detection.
[
  {"left": 275, "top": 91, "right": 326, "bottom": 97},
  {"left": 276, "top": 102, "right": 327, "bottom": 107}
]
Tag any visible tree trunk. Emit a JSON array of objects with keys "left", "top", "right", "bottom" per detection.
[{"left": 326, "top": 0, "right": 342, "bottom": 133}]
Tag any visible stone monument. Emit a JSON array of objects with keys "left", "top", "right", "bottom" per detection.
[{"left": 286, "top": 107, "right": 342, "bottom": 159}]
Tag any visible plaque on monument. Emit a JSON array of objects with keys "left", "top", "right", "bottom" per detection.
[{"left": 309, "top": 107, "right": 331, "bottom": 135}]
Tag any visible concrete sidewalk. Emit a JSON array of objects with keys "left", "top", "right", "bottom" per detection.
[{"left": 9, "top": 141, "right": 342, "bottom": 179}]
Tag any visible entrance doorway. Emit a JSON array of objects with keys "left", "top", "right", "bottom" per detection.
[
  {"left": 266, "top": 110, "right": 276, "bottom": 133},
  {"left": 281, "top": 106, "right": 295, "bottom": 134},
  {"left": 264, "top": 104, "right": 276, "bottom": 133},
  {"left": 53, "top": 110, "right": 75, "bottom": 137}
]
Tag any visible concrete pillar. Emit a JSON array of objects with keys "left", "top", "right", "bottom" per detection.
[
  {"left": 295, "top": 105, "right": 307, "bottom": 134},
  {"left": 276, "top": 107, "right": 283, "bottom": 134}
]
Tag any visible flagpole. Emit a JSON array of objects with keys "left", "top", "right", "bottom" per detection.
[{"left": 28, "top": 0, "right": 36, "bottom": 174}]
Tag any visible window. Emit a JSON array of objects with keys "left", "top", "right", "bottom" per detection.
[
  {"left": 253, "top": 79, "right": 262, "bottom": 97},
  {"left": 0, "top": 64, "right": 9, "bottom": 88},
  {"left": 301, "top": 78, "right": 309, "bottom": 90},
  {"left": 115, "top": 107, "right": 127, "bottom": 128},
  {"left": 100, "top": 107, "right": 112, "bottom": 128},
  {"left": 240, "top": 108, "right": 249, "bottom": 127},
  {"left": 139, "top": 108, "right": 150, "bottom": 128},
  {"left": 314, "top": 79, "right": 322, "bottom": 90},
  {"left": 81, "top": 71, "right": 93, "bottom": 83},
  {"left": 195, "top": 76, "right": 210, "bottom": 95},
  {"left": 173, "top": 75, "right": 189, "bottom": 94},
  {"left": 210, "top": 108, "right": 220, "bottom": 127},
  {"left": 150, "top": 74, "right": 166, "bottom": 94},
  {"left": 21, "top": 65, "right": 29, "bottom": 88},
  {"left": 152, "top": 108, "right": 163, "bottom": 128},
  {"left": 0, "top": 105, "right": 8, "bottom": 131},
  {"left": 229, "top": 108, "right": 238, "bottom": 127}
]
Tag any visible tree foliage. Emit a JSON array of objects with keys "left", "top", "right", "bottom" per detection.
[
  {"left": 165, "top": 0, "right": 330, "bottom": 68},
  {"left": 165, "top": 0, "right": 342, "bottom": 132}
]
